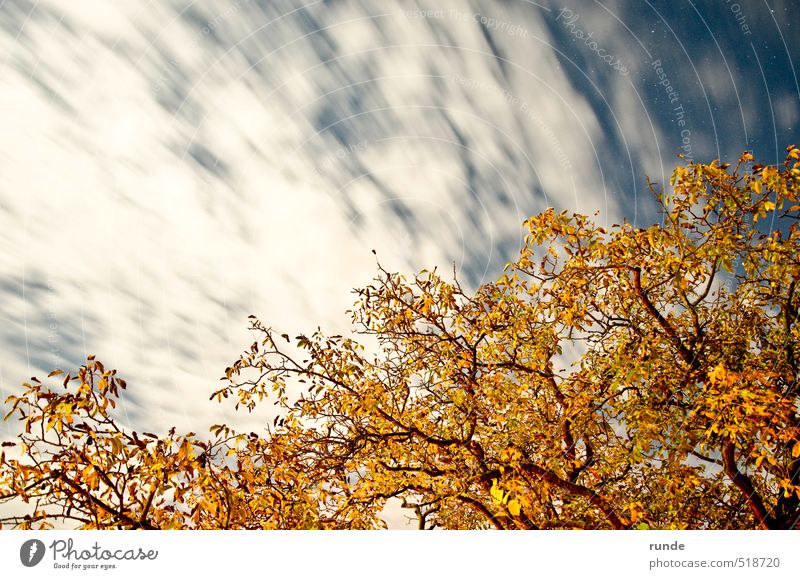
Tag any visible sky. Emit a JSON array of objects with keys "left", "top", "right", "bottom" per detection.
[{"left": 0, "top": 0, "right": 798, "bottom": 526}]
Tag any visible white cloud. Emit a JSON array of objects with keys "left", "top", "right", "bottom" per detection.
[{"left": 1, "top": 0, "right": 706, "bottom": 527}]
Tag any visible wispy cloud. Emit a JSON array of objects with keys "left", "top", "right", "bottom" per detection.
[{"left": 1, "top": 0, "right": 796, "bottom": 447}]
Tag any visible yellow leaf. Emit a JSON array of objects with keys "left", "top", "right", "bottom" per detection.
[
  {"left": 110, "top": 437, "right": 123, "bottom": 455},
  {"left": 490, "top": 479, "right": 504, "bottom": 503},
  {"left": 508, "top": 499, "right": 521, "bottom": 517},
  {"left": 792, "top": 441, "right": 800, "bottom": 458},
  {"left": 709, "top": 364, "right": 726, "bottom": 383}
]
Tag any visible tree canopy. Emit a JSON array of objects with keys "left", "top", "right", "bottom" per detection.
[{"left": 2, "top": 148, "right": 800, "bottom": 530}]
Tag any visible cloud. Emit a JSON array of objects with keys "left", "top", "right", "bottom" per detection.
[{"left": 0, "top": 0, "right": 797, "bottom": 527}]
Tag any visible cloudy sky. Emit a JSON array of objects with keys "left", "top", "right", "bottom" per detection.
[{"left": 0, "top": 0, "right": 797, "bottom": 509}]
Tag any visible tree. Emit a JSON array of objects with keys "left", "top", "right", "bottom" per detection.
[{"left": 2, "top": 148, "right": 800, "bottom": 530}]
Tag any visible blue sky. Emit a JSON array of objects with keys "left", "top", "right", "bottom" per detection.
[{"left": 0, "top": 0, "right": 797, "bottom": 486}]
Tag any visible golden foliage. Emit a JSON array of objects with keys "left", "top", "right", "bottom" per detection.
[{"left": 3, "top": 148, "right": 800, "bottom": 529}]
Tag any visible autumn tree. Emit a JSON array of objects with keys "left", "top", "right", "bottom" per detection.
[{"left": 2, "top": 148, "right": 800, "bottom": 530}]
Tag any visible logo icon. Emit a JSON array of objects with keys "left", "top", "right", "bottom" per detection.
[{"left": 20, "top": 539, "right": 46, "bottom": 567}]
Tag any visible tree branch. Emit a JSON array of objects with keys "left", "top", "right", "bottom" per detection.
[{"left": 721, "top": 443, "right": 777, "bottom": 529}]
